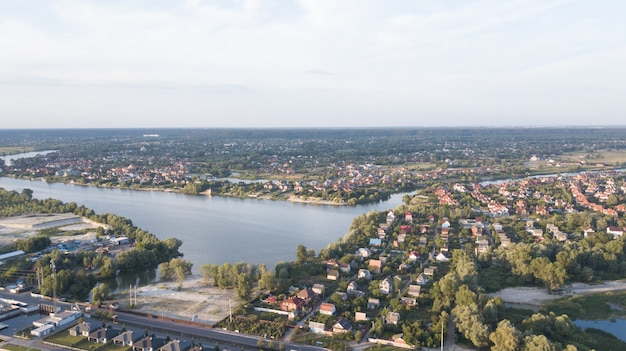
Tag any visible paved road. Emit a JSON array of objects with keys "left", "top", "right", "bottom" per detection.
[
  {"left": 113, "top": 311, "right": 327, "bottom": 351},
  {"left": 0, "top": 290, "right": 326, "bottom": 351}
]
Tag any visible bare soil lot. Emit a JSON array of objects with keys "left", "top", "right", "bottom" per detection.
[
  {"left": 117, "top": 276, "right": 238, "bottom": 325},
  {"left": 0, "top": 213, "right": 104, "bottom": 246},
  {"left": 491, "top": 281, "right": 626, "bottom": 308}
]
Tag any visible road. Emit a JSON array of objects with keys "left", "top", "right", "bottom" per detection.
[{"left": 0, "top": 290, "right": 327, "bottom": 351}]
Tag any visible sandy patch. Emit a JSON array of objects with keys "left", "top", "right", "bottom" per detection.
[
  {"left": 491, "top": 281, "right": 626, "bottom": 307},
  {"left": 118, "top": 276, "right": 239, "bottom": 325},
  {"left": 489, "top": 287, "right": 563, "bottom": 306},
  {"left": 0, "top": 213, "right": 105, "bottom": 246}
]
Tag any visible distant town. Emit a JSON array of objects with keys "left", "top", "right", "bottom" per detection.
[{"left": 2, "top": 128, "right": 626, "bottom": 351}]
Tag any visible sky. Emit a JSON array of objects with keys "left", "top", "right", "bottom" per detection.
[{"left": 1, "top": 0, "right": 625, "bottom": 129}]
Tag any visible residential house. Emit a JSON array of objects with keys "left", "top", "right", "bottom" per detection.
[
  {"left": 415, "top": 273, "right": 429, "bottom": 285},
  {"left": 368, "top": 259, "right": 382, "bottom": 274},
  {"left": 419, "top": 236, "right": 428, "bottom": 245},
  {"left": 309, "top": 321, "right": 326, "bottom": 334},
  {"left": 338, "top": 263, "right": 351, "bottom": 273},
  {"left": 160, "top": 340, "right": 191, "bottom": 351},
  {"left": 319, "top": 303, "right": 336, "bottom": 316},
  {"left": 333, "top": 319, "right": 353, "bottom": 333},
  {"left": 385, "top": 311, "right": 400, "bottom": 325},
  {"left": 476, "top": 238, "right": 489, "bottom": 254},
  {"left": 369, "top": 238, "right": 382, "bottom": 246},
  {"left": 405, "top": 212, "right": 413, "bottom": 222},
  {"left": 398, "top": 263, "right": 409, "bottom": 273},
  {"left": 408, "top": 251, "right": 420, "bottom": 263},
  {"left": 358, "top": 248, "right": 371, "bottom": 258},
  {"left": 357, "top": 269, "right": 371, "bottom": 280},
  {"left": 297, "top": 287, "right": 315, "bottom": 303},
  {"left": 280, "top": 297, "right": 305, "bottom": 312},
  {"left": 554, "top": 231, "right": 568, "bottom": 242},
  {"left": 401, "top": 296, "right": 417, "bottom": 307},
  {"left": 327, "top": 269, "right": 340, "bottom": 281},
  {"left": 113, "top": 330, "right": 141, "bottom": 346},
  {"left": 88, "top": 327, "right": 119, "bottom": 344},
  {"left": 435, "top": 252, "right": 450, "bottom": 262},
  {"left": 607, "top": 226, "right": 625, "bottom": 238},
  {"left": 407, "top": 285, "right": 421, "bottom": 297},
  {"left": 379, "top": 277, "right": 393, "bottom": 295},
  {"left": 423, "top": 267, "right": 436, "bottom": 276},
  {"left": 367, "top": 298, "right": 380, "bottom": 309},
  {"left": 386, "top": 211, "right": 396, "bottom": 224},
  {"left": 441, "top": 219, "right": 450, "bottom": 229},
  {"left": 312, "top": 284, "right": 325, "bottom": 296},
  {"left": 355, "top": 312, "right": 369, "bottom": 322},
  {"left": 69, "top": 322, "right": 99, "bottom": 337},
  {"left": 347, "top": 281, "right": 358, "bottom": 294},
  {"left": 133, "top": 337, "right": 166, "bottom": 351}
]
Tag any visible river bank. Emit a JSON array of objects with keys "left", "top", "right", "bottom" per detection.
[
  {"left": 491, "top": 281, "right": 626, "bottom": 309},
  {"left": 5, "top": 175, "right": 355, "bottom": 206}
]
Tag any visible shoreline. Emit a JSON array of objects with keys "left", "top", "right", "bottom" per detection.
[
  {"left": 491, "top": 280, "right": 626, "bottom": 308},
  {"left": 2, "top": 175, "right": 354, "bottom": 206}
]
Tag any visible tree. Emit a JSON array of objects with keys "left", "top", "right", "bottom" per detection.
[
  {"left": 236, "top": 273, "right": 253, "bottom": 300},
  {"left": 402, "top": 194, "right": 412, "bottom": 205},
  {"left": 201, "top": 264, "right": 219, "bottom": 285},
  {"left": 452, "top": 303, "right": 490, "bottom": 348},
  {"left": 490, "top": 320, "right": 521, "bottom": 351},
  {"left": 296, "top": 244, "right": 308, "bottom": 264},
  {"left": 160, "top": 258, "right": 193, "bottom": 288},
  {"left": 522, "top": 335, "right": 557, "bottom": 351},
  {"left": 91, "top": 283, "right": 110, "bottom": 305},
  {"left": 258, "top": 270, "right": 277, "bottom": 292}
]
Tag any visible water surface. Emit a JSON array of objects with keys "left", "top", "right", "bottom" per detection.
[{"left": 0, "top": 177, "right": 405, "bottom": 270}]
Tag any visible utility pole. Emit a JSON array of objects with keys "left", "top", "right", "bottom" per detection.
[
  {"left": 440, "top": 313, "right": 444, "bottom": 351},
  {"left": 36, "top": 266, "right": 41, "bottom": 290},
  {"left": 229, "top": 297, "right": 233, "bottom": 326},
  {"left": 50, "top": 259, "right": 57, "bottom": 312}
]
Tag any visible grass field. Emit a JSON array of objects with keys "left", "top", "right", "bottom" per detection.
[
  {"left": 95, "top": 343, "right": 131, "bottom": 351},
  {"left": 543, "top": 291, "right": 626, "bottom": 320},
  {"left": 43, "top": 331, "right": 85, "bottom": 346},
  {"left": 74, "top": 339, "right": 103, "bottom": 351},
  {"left": 0, "top": 147, "right": 34, "bottom": 155},
  {"left": 559, "top": 150, "right": 626, "bottom": 166}
]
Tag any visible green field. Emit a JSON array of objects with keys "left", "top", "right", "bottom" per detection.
[
  {"left": 559, "top": 150, "right": 626, "bottom": 166},
  {"left": 543, "top": 291, "right": 626, "bottom": 320},
  {"left": 0, "top": 147, "right": 33, "bottom": 155},
  {"left": 43, "top": 331, "right": 85, "bottom": 346}
]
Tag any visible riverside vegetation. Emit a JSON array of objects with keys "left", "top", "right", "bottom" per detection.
[{"left": 0, "top": 187, "right": 183, "bottom": 303}]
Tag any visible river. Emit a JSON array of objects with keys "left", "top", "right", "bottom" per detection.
[
  {"left": 574, "top": 319, "right": 626, "bottom": 343},
  {"left": 0, "top": 177, "right": 406, "bottom": 270},
  {"left": 0, "top": 150, "right": 57, "bottom": 166}
]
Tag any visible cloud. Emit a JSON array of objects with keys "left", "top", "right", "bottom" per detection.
[{"left": 0, "top": 0, "right": 624, "bottom": 128}]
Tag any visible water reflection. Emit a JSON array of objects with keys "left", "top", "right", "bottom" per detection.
[
  {"left": 574, "top": 319, "right": 626, "bottom": 342},
  {"left": 102, "top": 269, "right": 158, "bottom": 293}
]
